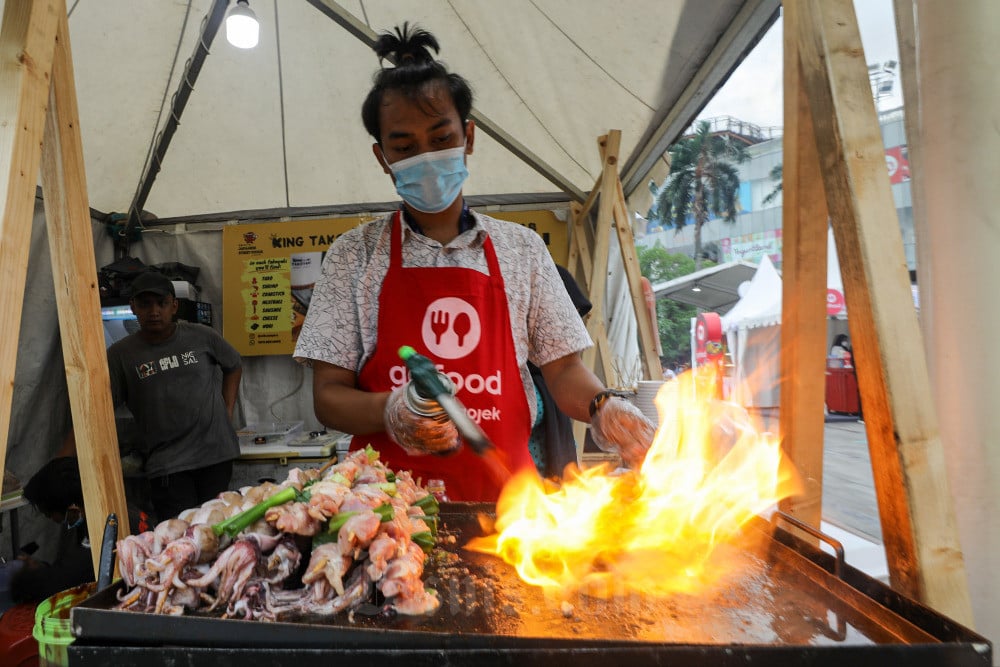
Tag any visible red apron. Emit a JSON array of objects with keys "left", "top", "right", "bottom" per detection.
[{"left": 351, "top": 212, "right": 534, "bottom": 501}]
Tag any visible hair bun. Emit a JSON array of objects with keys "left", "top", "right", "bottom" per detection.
[{"left": 373, "top": 22, "right": 440, "bottom": 67}]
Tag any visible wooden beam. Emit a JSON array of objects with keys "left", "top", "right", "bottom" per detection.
[
  {"left": 776, "top": 0, "right": 830, "bottom": 532},
  {"left": 566, "top": 202, "right": 582, "bottom": 283},
  {"left": 890, "top": 0, "right": 932, "bottom": 353},
  {"left": 41, "top": 3, "right": 130, "bottom": 572},
  {"left": 0, "top": 0, "right": 59, "bottom": 485},
  {"left": 305, "top": 0, "right": 586, "bottom": 202},
  {"left": 568, "top": 201, "right": 593, "bottom": 290},
  {"left": 581, "top": 132, "right": 620, "bottom": 385},
  {"left": 612, "top": 177, "right": 662, "bottom": 381},
  {"left": 796, "top": 0, "right": 972, "bottom": 623},
  {"left": 576, "top": 171, "right": 603, "bottom": 225}
]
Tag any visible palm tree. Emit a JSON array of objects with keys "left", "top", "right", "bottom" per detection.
[
  {"left": 653, "top": 121, "right": 749, "bottom": 269},
  {"left": 762, "top": 163, "right": 783, "bottom": 205}
]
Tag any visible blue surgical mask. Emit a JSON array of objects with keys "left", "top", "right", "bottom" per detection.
[{"left": 387, "top": 145, "right": 469, "bottom": 214}]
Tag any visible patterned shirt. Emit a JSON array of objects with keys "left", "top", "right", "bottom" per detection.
[{"left": 294, "top": 209, "right": 592, "bottom": 423}]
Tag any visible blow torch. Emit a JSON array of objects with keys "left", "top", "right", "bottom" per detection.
[{"left": 398, "top": 345, "right": 496, "bottom": 455}]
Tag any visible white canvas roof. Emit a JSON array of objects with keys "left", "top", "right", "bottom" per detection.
[
  {"left": 650, "top": 260, "right": 760, "bottom": 312},
  {"left": 721, "top": 254, "right": 782, "bottom": 331},
  {"left": 63, "top": 0, "right": 780, "bottom": 221}
]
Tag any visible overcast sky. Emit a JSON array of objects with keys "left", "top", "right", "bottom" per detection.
[{"left": 700, "top": 0, "right": 903, "bottom": 128}]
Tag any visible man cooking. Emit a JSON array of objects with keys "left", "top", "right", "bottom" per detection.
[{"left": 294, "top": 23, "right": 653, "bottom": 501}]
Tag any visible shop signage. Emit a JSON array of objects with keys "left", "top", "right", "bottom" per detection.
[{"left": 222, "top": 210, "right": 569, "bottom": 356}]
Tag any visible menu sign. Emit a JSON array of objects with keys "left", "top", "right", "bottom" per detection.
[
  {"left": 222, "top": 210, "right": 569, "bottom": 356},
  {"left": 222, "top": 217, "right": 367, "bottom": 356}
]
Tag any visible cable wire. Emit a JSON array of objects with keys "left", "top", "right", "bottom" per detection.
[{"left": 128, "top": 0, "right": 195, "bottom": 230}]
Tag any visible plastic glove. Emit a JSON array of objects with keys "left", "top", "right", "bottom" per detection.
[
  {"left": 590, "top": 394, "right": 656, "bottom": 469},
  {"left": 384, "top": 385, "right": 460, "bottom": 456}
]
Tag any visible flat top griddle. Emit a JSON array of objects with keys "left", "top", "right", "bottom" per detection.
[{"left": 71, "top": 503, "right": 986, "bottom": 653}]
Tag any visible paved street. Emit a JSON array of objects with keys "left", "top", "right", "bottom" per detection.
[{"left": 822, "top": 417, "right": 882, "bottom": 543}]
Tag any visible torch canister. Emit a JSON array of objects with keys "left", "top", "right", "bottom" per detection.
[
  {"left": 403, "top": 373, "right": 455, "bottom": 420},
  {"left": 397, "top": 346, "right": 497, "bottom": 455}
]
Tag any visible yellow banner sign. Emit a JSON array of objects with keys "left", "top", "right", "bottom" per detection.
[{"left": 222, "top": 210, "right": 567, "bottom": 356}]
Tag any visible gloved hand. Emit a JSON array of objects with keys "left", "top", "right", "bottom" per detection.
[
  {"left": 384, "top": 385, "right": 460, "bottom": 456},
  {"left": 590, "top": 391, "right": 656, "bottom": 469}
]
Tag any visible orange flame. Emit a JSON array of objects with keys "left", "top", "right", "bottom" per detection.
[{"left": 466, "top": 366, "right": 802, "bottom": 597}]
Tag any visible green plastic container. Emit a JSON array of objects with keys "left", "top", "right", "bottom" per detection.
[{"left": 32, "top": 583, "right": 94, "bottom": 667}]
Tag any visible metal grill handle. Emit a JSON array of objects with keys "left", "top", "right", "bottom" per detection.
[{"left": 770, "top": 511, "right": 846, "bottom": 580}]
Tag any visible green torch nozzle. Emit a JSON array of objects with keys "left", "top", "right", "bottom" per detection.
[{"left": 398, "top": 346, "right": 448, "bottom": 399}]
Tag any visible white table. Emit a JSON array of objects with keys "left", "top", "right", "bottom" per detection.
[{"left": 0, "top": 490, "right": 28, "bottom": 559}]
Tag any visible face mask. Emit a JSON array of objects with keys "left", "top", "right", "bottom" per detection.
[{"left": 387, "top": 145, "right": 469, "bottom": 214}]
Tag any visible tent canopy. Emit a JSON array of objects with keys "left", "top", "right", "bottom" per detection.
[
  {"left": 650, "top": 260, "right": 760, "bottom": 312},
  {"left": 721, "top": 254, "right": 781, "bottom": 330},
  {"left": 63, "top": 0, "right": 779, "bottom": 222}
]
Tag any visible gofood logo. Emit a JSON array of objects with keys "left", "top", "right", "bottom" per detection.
[{"left": 421, "top": 297, "right": 481, "bottom": 359}]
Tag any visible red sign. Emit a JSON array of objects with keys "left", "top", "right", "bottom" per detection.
[
  {"left": 826, "top": 288, "right": 846, "bottom": 317},
  {"left": 885, "top": 145, "right": 910, "bottom": 184},
  {"left": 695, "top": 312, "right": 723, "bottom": 365}
]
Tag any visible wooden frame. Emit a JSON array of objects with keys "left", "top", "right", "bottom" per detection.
[
  {"left": 0, "top": 0, "right": 128, "bottom": 574},
  {"left": 780, "top": 0, "right": 971, "bottom": 623},
  {"left": 0, "top": 0, "right": 974, "bottom": 624},
  {"left": 567, "top": 130, "right": 664, "bottom": 463}
]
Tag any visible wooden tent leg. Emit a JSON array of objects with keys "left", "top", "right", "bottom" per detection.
[
  {"left": 612, "top": 178, "right": 662, "bottom": 381},
  {"left": 582, "top": 132, "right": 619, "bottom": 386},
  {"left": 0, "top": 0, "right": 59, "bottom": 492},
  {"left": 41, "top": 3, "right": 130, "bottom": 572},
  {"left": 796, "top": 0, "right": 972, "bottom": 623},
  {"left": 567, "top": 202, "right": 593, "bottom": 292},
  {"left": 776, "top": 0, "right": 831, "bottom": 532}
]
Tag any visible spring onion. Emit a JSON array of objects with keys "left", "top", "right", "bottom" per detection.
[
  {"left": 413, "top": 494, "right": 440, "bottom": 515},
  {"left": 411, "top": 531, "right": 436, "bottom": 554},
  {"left": 212, "top": 486, "right": 311, "bottom": 538},
  {"left": 312, "top": 502, "right": 394, "bottom": 547}
]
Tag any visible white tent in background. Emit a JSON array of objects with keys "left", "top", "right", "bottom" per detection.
[{"left": 721, "top": 255, "right": 782, "bottom": 409}]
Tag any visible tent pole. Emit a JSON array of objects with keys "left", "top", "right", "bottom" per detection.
[
  {"left": 795, "top": 0, "right": 972, "bottom": 623},
  {"left": 0, "top": 0, "right": 60, "bottom": 511},
  {"left": 907, "top": 0, "right": 1000, "bottom": 643},
  {"left": 0, "top": 0, "right": 129, "bottom": 575},
  {"left": 776, "top": 0, "right": 830, "bottom": 535},
  {"left": 42, "top": 3, "right": 131, "bottom": 574},
  {"left": 122, "top": 0, "right": 229, "bottom": 258}
]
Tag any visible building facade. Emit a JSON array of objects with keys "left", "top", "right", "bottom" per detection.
[{"left": 637, "top": 108, "right": 915, "bottom": 273}]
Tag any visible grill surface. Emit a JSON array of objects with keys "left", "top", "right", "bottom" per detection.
[{"left": 69, "top": 503, "right": 991, "bottom": 665}]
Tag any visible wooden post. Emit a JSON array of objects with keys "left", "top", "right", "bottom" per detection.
[
  {"left": 776, "top": 0, "right": 830, "bottom": 532},
  {"left": 567, "top": 201, "right": 593, "bottom": 291},
  {"left": 795, "top": 0, "right": 972, "bottom": 623},
  {"left": 41, "top": 3, "right": 130, "bottom": 572},
  {"left": 908, "top": 0, "right": 1000, "bottom": 643},
  {"left": 612, "top": 178, "right": 662, "bottom": 381},
  {"left": 580, "top": 132, "right": 620, "bottom": 386},
  {"left": 0, "top": 0, "right": 59, "bottom": 491}
]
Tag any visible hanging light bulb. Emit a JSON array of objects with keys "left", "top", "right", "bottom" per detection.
[{"left": 226, "top": 0, "right": 259, "bottom": 49}]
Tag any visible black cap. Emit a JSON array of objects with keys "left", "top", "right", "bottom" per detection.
[{"left": 129, "top": 271, "right": 175, "bottom": 298}]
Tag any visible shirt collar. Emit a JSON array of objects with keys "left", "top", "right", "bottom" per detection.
[{"left": 400, "top": 202, "right": 477, "bottom": 237}]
